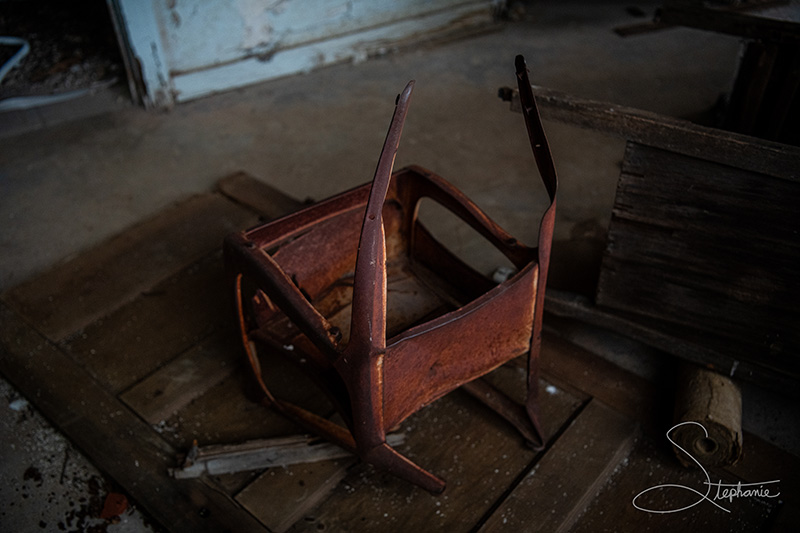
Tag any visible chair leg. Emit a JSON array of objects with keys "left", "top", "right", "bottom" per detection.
[
  {"left": 362, "top": 442, "right": 446, "bottom": 494},
  {"left": 274, "top": 397, "right": 446, "bottom": 493},
  {"left": 461, "top": 378, "right": 544, "bottom": 450}
]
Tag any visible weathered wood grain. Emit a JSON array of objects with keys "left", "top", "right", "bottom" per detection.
[
  {"left": 596, "top": 143, "right": 800, "bottom": 380},
  {"left": 568, "top": 434, "right": 780, "bottom": 533},
  {"left": 171, "top": 435, "right": 403, "bottom": 479},
  {"left": 0, "top": 302, "right": 268, "bottom": 533},
  {"left": 658, "top": 2, "right": 800, "bottom": 45},
  {"left": 2, "top": 193, "right": 258, "bottom": 341},
  {"left": 236, "top": 459, "right": 353, "bottom": 533},
  {"left": 120, "top": 332, "right": 241, "bottom": 424},
  {"left": 479, "top": 399, "right": 638, "bottom": 532},
  {"left": 538, "top": 330, "right": 667, "bottom": 429},
  {"left": 544, "top": 290, "right": 798, "bottom": 396},
  {"left": 506, "top": 85, "right": 800, "bottom": 388},
  {"left": 159, "top": 360, "right": 337, "bottom": 450},
  {"left": 61, "top": 250, "right": 234, "bottom": 394},
  {"left": 504, "top": 85, "right": 800, "bottom": 181},
  {"left": 287, "top": 372, "right": 584, "bottom": 532},
  {"left": 217, "top": 170, "right": 306, "bottom": 220}
]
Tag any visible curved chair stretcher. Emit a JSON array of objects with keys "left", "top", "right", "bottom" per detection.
[{"left": 224, "top": 55, "right": 557, "bottom": 493}]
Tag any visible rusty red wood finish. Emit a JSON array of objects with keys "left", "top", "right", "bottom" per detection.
[{"left": 224, "top": 56, "right": 558, "bottom": 493}]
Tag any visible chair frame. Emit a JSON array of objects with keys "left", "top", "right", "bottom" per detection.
[{"left": 224, "top": 56, "right": 557, "bottom": 493}]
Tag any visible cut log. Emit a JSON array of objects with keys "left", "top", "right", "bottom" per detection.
[{"left": 672, "top": 363, "right": 743, "bottom": 468}]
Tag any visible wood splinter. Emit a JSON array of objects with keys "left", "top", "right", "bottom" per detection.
[{"left": 170, "top": 433, "right": 405, "bottom": 479}]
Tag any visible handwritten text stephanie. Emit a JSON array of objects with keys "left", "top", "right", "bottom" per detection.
[{"left": 632, "top": 421, "right": 781, "bottom": 514}]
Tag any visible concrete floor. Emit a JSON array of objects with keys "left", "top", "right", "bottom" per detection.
[
  {"left": 1, "top": 3, "right": 796, "bottom": 531},
  {"left": 0, "top": 3, "right": 745, "bottom": 293}
]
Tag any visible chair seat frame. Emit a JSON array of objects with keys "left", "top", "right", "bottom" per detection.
[{"left": 224, "top": 56, "right": 557, "bottom": 493}]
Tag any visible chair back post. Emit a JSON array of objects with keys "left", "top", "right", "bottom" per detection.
[
  {"left": 515, "top": 55, "right": 559, "bottom": 430},
  {"left": 337, "top": 81, "right": 415, "bottom": 451}
]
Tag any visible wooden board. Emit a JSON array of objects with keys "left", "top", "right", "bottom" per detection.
[
  {"left": 504, "top": 85, "right": 800, "bottom": 180},
  {"left": 658, "top": 2, "right": 800, "bottom": 45},
  {"left": 479, "top": 399, "right": 638, "bottom": 532},
  {"left": 62, "top": 251, "right": 234, "bottom": 394},
  {"left": 120, "top": 332, "right": 241, "bottom": 424},
  {"left": 0, "top": 172, "right": 792, "bottom": 532},
  {"left": 286, "top": 377, "right": 584, "bottom": 533},
  {"left": 596, "top": 142, "right": 800, "bottom": 383},
  {"left": 2, "top": 194, "right": 258, "bottom": 341},
  {"left": 538, "top": 330, "right": 669, "bottom": 435},
  {"left": 236, "top": 459, "right": 353, "bottom": 533},
  {"left": 0, "top": 301, "right": 268, "bottom": 533},
  {"left": 506, "top": 83, "right": 800, "bottom": 390},
  {"left": 217, "top": 170, "right": 307, "bottom": 220},
  {"left": 569, "top": 435, "right": 780, "bottom": 533}
]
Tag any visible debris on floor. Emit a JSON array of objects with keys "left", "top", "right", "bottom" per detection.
[
  {"left": 0, "top": 377, "right": 158, "bottom": 532},
  {"left": 0, "top": 0, "right": 122, "bottom": 103}
]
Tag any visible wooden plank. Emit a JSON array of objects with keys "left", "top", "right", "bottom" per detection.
[
  {"left": 479, "top": 399, "right": 638, "bottom": 532},
  {"left": 502, "top": 86, "right": 800, "bottom": 181},
  {"left": 544, "top": 290, "right": 799, "bottom": 397},
  {"left": 658, "top": 2, "right": 800, "bottom": 45},
  {"left": 596, "top": 142, "right": 800, "bottom": 380},
  {"left": 613, "top": 0, "right": 789, "bottom": 37},
  {"left": 208, "top": 469, "right": 264, "bottom": 497},
  {"left": 538, "top": 329, "right": 667, "bottom": 432},
  {"left": 217, "top": 170, "right": 306, "bottom": 219},
  {"left": 541, "top": 314, "right": 799, "bottom": 530},
  {"left": 599, "top": 244, "right": 798, "bottom": 369},
  {"left": 287, "top": 372, "right": 584, "bottom": 532},
  {"left": 171, "top": 436, "right": 403, "bottom": 479},
  {"left": 159, "top": 360, "right": 337, "bottom": 450},
  {"left": 61, "top": 250, "right": 235, "bottom": 394},
  {"left": 120, "top": 332, "right": 241, "bottom": 424},
  {"left": 610, "top": 143, "right": 799, "bottom": 245},
  {"left": 2, "top": 192, "right": 258, "bottom": 341},
  {"left": 0, "top": 302, "right": 268, "bottom": 532},
  {"left": 568, "top": 434, "right": 780, "bottom": 532},
  {"left": 237, "top": 459, "right": 353, "bottom": 533},
  {"left": 723, "top": 427, "right": 800, "bottom": 531}
]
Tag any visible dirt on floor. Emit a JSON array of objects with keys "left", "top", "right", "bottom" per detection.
[
  {"left": 0, "top": 0, "right": 122, "bottom": 99},
  {"left": 0, "top": 377, "right": 159, "bottom": 532}
]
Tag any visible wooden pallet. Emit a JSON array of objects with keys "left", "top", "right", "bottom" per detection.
[{"left": 1, "top": 172, "right": 794, "bottom": 532}]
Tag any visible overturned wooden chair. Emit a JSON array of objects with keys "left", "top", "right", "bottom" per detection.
[{"left": 224, "top": 55, "right": 557, "bottom": 493}]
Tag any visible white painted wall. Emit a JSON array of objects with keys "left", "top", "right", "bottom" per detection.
[{"left": 110, "top": 0, "right": 496, "bottom": 108}]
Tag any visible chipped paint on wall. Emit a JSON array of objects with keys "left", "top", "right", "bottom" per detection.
[{"left": 112, "top": 0, "right": 495, "bottom": 107}]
